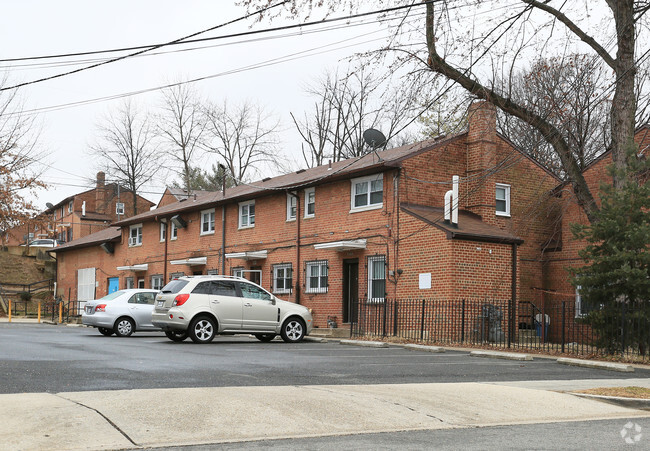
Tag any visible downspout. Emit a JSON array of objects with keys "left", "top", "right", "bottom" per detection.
[
  {"left": 221, "top": 166, "right": 227, "bottom": 275},
  {"left": 163, "top": 220, "right": 169, "bottom": 283},
  {"left": 294, "top": 191, "right": 301, "bottom": 305}
]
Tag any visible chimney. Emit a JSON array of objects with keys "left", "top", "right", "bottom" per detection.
[
  {"left": 466, "top": 101, "right": 498, "bottom": 222},
  {"left": 96, "top": 172, "right": 106, "bottom": 214}
]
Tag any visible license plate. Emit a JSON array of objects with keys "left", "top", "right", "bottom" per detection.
[{"left": 157, "top": 301, "right": 164, "bottom": 307}]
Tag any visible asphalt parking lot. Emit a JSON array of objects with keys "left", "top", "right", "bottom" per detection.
[{"left": 1, "top": 323, "right": 648, "bottom": 394}]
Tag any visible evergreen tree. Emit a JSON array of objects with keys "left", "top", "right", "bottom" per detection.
[{"left": 571, "top": 149, "right": 650, "bottom": 355}]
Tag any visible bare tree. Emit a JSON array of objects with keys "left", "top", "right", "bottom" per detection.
[
  {"left": 157, "top": 83, "right": 207, "bottom": 194},
  {"left": 203, "top": 100, "right": 280, "bottom": 185},
  {"left": 292, "top": 68, "right": 420, "bottom": 167},
  {"left": 498, "top": 54, "right": 611, "bottom": 178},
  {"left": 241, "top": 0, "right": 650, "bottom": 224},
  {"left": 0, "top": 73, "right": 46, "bottom": 235},
  {"left": 91, "top": 100, "right": 160, "bottom": 215}
]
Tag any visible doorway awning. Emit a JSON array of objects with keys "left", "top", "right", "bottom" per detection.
[
  {"left": 116, "top": 264, "right": 149, "bottom": 272},
  {"left": 313, "top": 239, "right": 367, "bottom": 251},
  {"left": 225, "top": 250, "right": 268, "bottom": 260},
  {"left": 170, "top": 256, "right": 207, "bottom": 266}
]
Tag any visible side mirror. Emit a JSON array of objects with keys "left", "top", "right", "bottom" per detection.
[{"left": 271, "top": 297, "right": 276, "bottom": 305}]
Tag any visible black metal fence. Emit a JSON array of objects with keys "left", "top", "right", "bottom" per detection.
[{"left": 350, "top": 298, "right": 650, "bottom": 361}]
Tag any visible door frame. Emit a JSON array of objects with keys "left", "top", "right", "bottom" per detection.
[{"left": 342, "top": 258, "right": 359, "bottom": 324}]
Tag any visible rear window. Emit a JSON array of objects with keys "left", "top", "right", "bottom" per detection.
[{"left": 161, "top": 279, "right": 189, "bottom": 294}]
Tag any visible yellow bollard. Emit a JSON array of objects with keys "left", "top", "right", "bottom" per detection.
[
  {"left": 38, "top": 301, "right": 41, "bottom": 323},
  {"left": 58, "top": 302, "right": 63, "bottom": 324},
  {"left": 8, "top": 299, "right": 11, "bottom": 323}
]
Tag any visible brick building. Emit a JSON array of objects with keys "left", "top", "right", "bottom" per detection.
[
  {"left": 53, "top": 102, "right": 577, "bottom": 328},
  {"left": 2, "top": 172, "right": 154, "bottom": 246}
]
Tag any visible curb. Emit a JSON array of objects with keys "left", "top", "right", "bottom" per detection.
[
  {"left": 470, "top": 350, "right": 533, "bottom": 361},
  {"left": 557, "top": 357, "right": 634, "bottom": 373},
  {"left": 340, "top": 339, "right": 389, "bottom": 348},
  {"left": 570, "top": 392, "right": 650, "bottom": 410},
  {"left": 404, "top": 344, "right": 445, "bottom": 353},
  {"left": 304, "top": 336, "right": 327, "bottom": 343}
]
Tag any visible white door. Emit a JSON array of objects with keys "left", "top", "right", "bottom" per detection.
[{"left": 77, "top": 268, "right": 96, "bottom": 314}]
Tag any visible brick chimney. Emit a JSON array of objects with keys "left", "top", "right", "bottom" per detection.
[
  {"left": 466, "top": 101, "right": 497, "bottom": 222},
  {"left": 96, "top": 172, "right": 106, "bottom": 214}
]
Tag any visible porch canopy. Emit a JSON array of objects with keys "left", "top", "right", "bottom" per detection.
[
  {"left": 116, "top": 264, "right": 149, "bottom": 272},
  {"left": 169, "top": 256, "right": 207, "bottom": 266},
  {"left": 224, "top": 250, "right": 268, "bottom": 260},
  {"left": 313, "top": 239, "right": 367, "bottom": 251}
]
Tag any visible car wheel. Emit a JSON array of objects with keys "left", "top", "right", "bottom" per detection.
[
  {"left": 98, "top": 327, "right": 113, "bottom": 336},
  {"left": 165, "top": 330, "right": 188, "bottom": 342},
  {"left": 254, "top": 333, "right": 276, "bottom": 342},
  {"left": 189, "top": 316, "right": 216, "bottom": 344},
  {"left": 280, "top": 318, "right": 305, "bottom": 343},
  {"left": 114, "top": 317, "right": 135, "bottom": 337}
]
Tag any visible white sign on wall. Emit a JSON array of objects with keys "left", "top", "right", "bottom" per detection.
[{"left": 419, "top": 273, "right": 432, "bottom": 290}]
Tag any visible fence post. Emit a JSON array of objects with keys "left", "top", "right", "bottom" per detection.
[
  {"left": 420, "top": 299, "right": 426, "bottom": 341},
  {"left": 461, "top": 299, "right": 466, "bottom": 343},
  {"left": 8, "top": 299, "right": 11, "bottom": 323},
  {"left": 621, "top": 302, "right": 626, "bottom": 358},
  {"left": 382, "top": 299, "right": 387, "bottom": 337},
  {"left": 58, "top": 301, "right": 63, "bottom": 324},
  {"left": 562, "top": 301, "right": 566, "bottom": 354},
  {"left": 38, "top": 301, "right": 41, "bottom": 323},
  {"left": 393, "top": 300, "right": 398, "bottom": 337}
]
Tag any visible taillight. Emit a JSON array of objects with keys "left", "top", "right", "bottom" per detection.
[
  {"left": 95, "top": 304, "right": 107, "bottom": 312},
  {"left": 172, "top": 294, "right": 190, "bottom": 307}
]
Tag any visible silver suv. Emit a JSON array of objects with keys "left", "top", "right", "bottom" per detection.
[{"left": 152, "top": 275, "right": 313, "bottom": 344}]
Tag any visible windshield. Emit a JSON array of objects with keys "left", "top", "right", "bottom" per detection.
[
  {"left": 161, "top": 279, "right": 189, "bottom": 294},
  {"left": 99, "top": 290, "right": 126, "bottom": 301}
]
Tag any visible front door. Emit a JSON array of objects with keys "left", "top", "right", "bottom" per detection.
[
  {"left": 342, "top": 259, "right": 359, "bottom": 323},
  {"left": 108, "top": 277, "right": 119, "bottom": 294}
]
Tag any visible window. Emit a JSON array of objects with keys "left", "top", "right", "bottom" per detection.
[
  {"left": 129, "top": 224, "right": 143, "bottom": 247},
  {"left": 351, "top": 174, "right": 383, "bottom": 211},
  {"left": 305, "top": 188, "right": 315, "bottom": 218},
  {"left": 239, "top": 201, "right": 255, "bottom": 228},
  {"left": 160, "top": 222, "right": 167, "bottom": 242},
  {"left": 207, "top": 269, "right": 219, "bottom": 275},
  {"left": 575, "top": 286, "right": 599, "bottom": 317},
  {"left": 201, "top": 209, "right": 215, "bottom": 235},
  {"left": 368, "top": 255, "right": 386, "bottom": 302},
  {"left": 170, "top": 221, "right": 178, "bottom": 240},
  {"left": 151, "top": 275, "right": 163, "bottom": 291},
  {"left": 496, "top": 183, "right": 511, "bottom": 216},
  {"left": 306, "top": 260, "right": 328, "bottom": 293},
  {"left": 169, "top": 271, "right": 185, "bottom": 281},
  {"left": 137, "top": 278, "right": 145, "bottom": 289},
  {"left": 232, "top": 267, "right": 244, "bottom": 278},
  {"left": 125, "top": 277, "right": 134, "bottom": 289},
  {"left": 66, "top": 229, "right": 72, "bottom": 242},
  {"left": 68, "top": 201, "right": 73, "bottom": 213},
  {"left": 53, "top": 210, "right": 57, "bottom": 221},
  {"left": 287, "top": 195, "right": 297, "bottom": 221},
  {"left": 273, "top": 263, "right": 292, "bottom": 294},
  {"left": 240, "top": 282, "right": 273, "bottom": 301},
  {"left": 193, "top": 280, "right": 237, "bottom": 297}
]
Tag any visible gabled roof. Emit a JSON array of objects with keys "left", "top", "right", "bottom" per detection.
[
  {"left": 51, "top": 227, "right": 121, "bottom": 253},
  {"left": 114, "top": 134, "right": 464, "bottom": 227},
  {"left": 401, "top": 204, "right": 523, "bottom": 245}
]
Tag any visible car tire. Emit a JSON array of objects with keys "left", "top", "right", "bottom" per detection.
[
  {"left": 114, "top": 317, "right": 135, "bottom": 337},
  {"left": 165, "top": 330, "right": 188, "bottom": 342},
  {"left": 254, "top": 333, "right": 276, "bottom": 342},
  {"left": 189, "top": 316, "right": 216, "bottom": 344},
  {"left": 280, "top": 317, "right": 305, "bottom": 343},
  {"left": 98, "top": 327, "right": 114, "bottom": 336}
]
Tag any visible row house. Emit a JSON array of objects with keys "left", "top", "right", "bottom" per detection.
[
  {"left": 3, "top": 172, "right": 154, "bottom": 246},
  {"left": 53, "top": 102, "right": 563, "bottom": 329}
]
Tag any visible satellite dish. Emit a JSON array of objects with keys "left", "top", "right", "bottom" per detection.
[
  {"left": 46, "top": 202, "right": 54, "bottom": 209},
  {"left": 363, "top": 128, "right": 387, "bottom": 149}
]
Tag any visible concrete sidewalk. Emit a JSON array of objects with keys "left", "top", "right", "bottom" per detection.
[{"left": 2, "top": 381, "right": 649, "bottom": 451}]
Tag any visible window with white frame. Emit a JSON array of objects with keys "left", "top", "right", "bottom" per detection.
[
  {"left": 306, "top": 260, "right": 328, "bottom": 293},
  {"left": 351, "top": 174, "right": 383, "bottom": 211},
  {"left": 273, "top": 263, "right": 292, "bottom": 294},
  {"left": 169, "top": 271, "right": 185, "bottom": 281},
  {"left": 287, "top": 194, "right": 297, "bottom": 221},
  {"left": 68, "top": 201, "right": 73, "bottom": 213},
  {"left": 170, "top": 221, "right": 178, "bottom": 240},
  {"left": 160, "top": 222, "right": 167, "bottom": 242},
  {"left": 207, "top": 269, "right": 219, "bottom": 276},
  {"left": 137, "top": 278, "right": 145, "bottom": 289},
  {"left": 201, "top": 209, "right": 216, "bottom": 235},
  {"left": 367, "top": 255, "right": 386, "bottom": 302},
  {"left": 125, "top": 277, "right": 134, "bottom": 289},
  {"left": 232, "top": 267, "right": 244, "bottom": 278},
  {"left": 575, "top": 285, "right": 599, "bottom": 317},
  {"left": 151, "top": 275, "right": 163, "bottom": 291},
  {"left": 239, "top": 201, "right": 255, "bottom": 228},
  {"left": 495, "top": 183, "right": 511, "bottom": 216},
  {"left": 304, "top": 188, "right": 315, "bottom": 218},
  {"left": 129, "top": 224, "right": 143, "bottom": 246}
]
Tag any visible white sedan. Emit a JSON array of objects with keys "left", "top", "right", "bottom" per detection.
[{"left": 82, "top": 289, "right": 161, "bottom": 337}]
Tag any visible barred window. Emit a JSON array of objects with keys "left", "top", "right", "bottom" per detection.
[
  {"left": 306, "top": 260, "right": 328, "bottom": 293},
  {"left": 367, "top": 255, "right": 386, "bottom": 302}
]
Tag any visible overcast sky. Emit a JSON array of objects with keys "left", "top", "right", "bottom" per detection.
[{"left": 1, "top": 1, "right": 401, "bottom": 209}]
